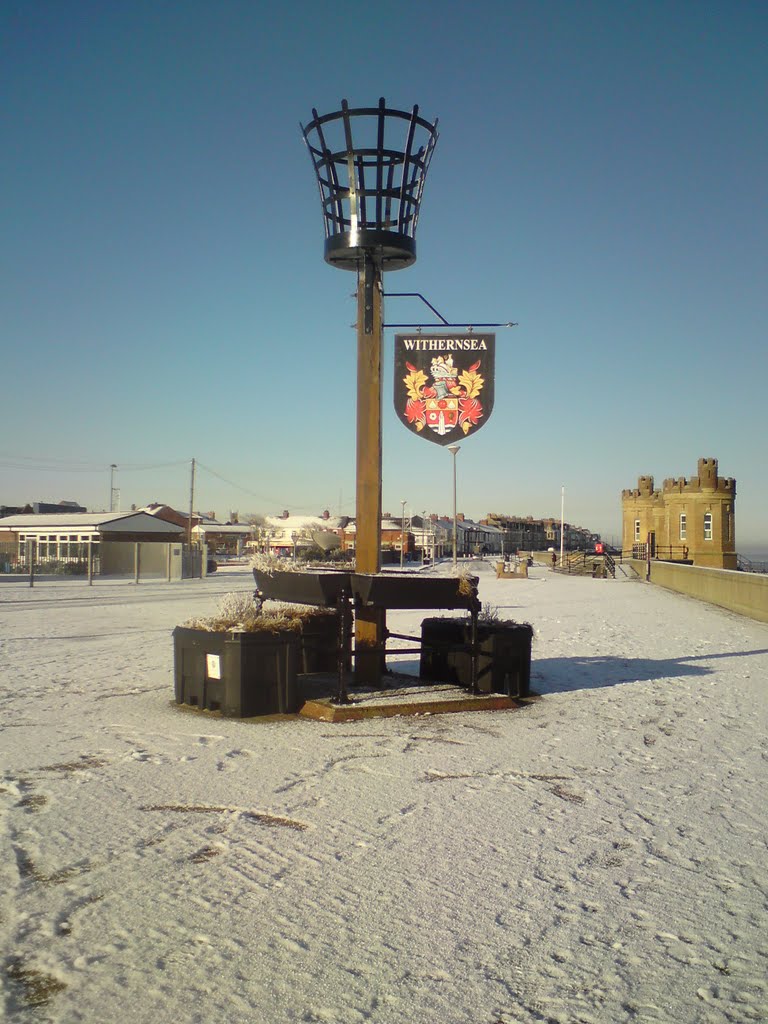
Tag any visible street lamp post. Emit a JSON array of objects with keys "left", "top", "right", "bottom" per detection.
[
  {"left": 400, "top": 499, "right": 406, "bottom": 568},
  {"left": 560, "top": 485, "right": 565, "bottom": 567},
  {"left": 291, "top": 531, "right": 298, "bottom": 562},
  {"left": 448, "top": 444, "right": 460, "bottom": 569}
]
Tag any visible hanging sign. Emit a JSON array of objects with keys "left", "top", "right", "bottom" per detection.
[{"left": 394, "top": 333, "right": 495, "bottom": 446}]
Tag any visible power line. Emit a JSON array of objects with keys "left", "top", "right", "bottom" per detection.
[
  {"left": 195, "top": 462, "right": 353, "bottom": 516},
  {"left": 0, "top": 455, "right": 189, "bottom": 473},
  {"left": 0, "top": 461, "right": 104, "bottom": 473},
  {"left": 0, "top": 453, "right": 102, "bottom": 466},
  {"left": 1, "top": 452, "right": 353, "bottom": 517},
  {"left": 195, "top": 461, "right": 305, "bottom": 509}
]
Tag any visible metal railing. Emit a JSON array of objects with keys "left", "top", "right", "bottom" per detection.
[
  {"left": 737, "top": 555, "right": 768, "bottom": 575},
  {"left": 0, "top": 548, "right": 96, "bottom": 576},
  {"left": 630, "top": 543, "right": 690, "bottom": 563}
]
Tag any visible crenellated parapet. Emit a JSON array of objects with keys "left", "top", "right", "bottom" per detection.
[
  {"left": 621, "top": 475, "right": 663, "bottom": 503},
  {"left": 661, "top": 458, "right": 736, "bottom": 496}
]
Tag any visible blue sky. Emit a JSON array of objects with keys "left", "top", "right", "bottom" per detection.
[{"left": 2, "top": 0, "right": 766, "bottom": 545}]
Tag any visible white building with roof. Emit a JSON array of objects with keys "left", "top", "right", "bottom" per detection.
[
  {"left": 0, "top": 511, "right": 186, "bottom": 578},
  {"left": 259, "top": 513, "right": 348, "bottom": 557}
]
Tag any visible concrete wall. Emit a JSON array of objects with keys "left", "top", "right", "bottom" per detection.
[
  {"left": 631, "top": 559, "right": 768, "bottom": 624},
  {"left": 101, "top": 541, "right": 182, "bottom": 579}
]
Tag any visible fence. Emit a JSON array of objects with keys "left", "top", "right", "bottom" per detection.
[
  {"left": 0, "top": 541, "right": 200, "bottom": 584},
  {"left": 0, "top": 541, "right": 96, "bottom": 576}
]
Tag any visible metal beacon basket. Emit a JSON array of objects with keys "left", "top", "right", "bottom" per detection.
[{"left": 301, "top": 98, "right": 439, "bottom": 272}]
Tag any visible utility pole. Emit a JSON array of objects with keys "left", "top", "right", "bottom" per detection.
[
  {"left": 188, "top": 458, "right": 196, "bottom": 548},
  {"left": 109, "top": 464, "right": 117, "bottom": 512}
]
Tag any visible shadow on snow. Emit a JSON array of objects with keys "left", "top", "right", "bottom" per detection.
[{"left": 384, "top": 649, "right": 768, "bottom": 696}]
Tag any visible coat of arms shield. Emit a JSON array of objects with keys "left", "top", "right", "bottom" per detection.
[{"left": 394, "top": 333, "right": 495, "bottom": 446}]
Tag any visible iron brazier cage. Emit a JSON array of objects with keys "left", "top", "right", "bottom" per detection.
[{"left": 301, "top": 98, "right": 439, "bottom": 271}]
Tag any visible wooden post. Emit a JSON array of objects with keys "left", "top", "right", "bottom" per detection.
[
  {"left": 134, "top": 542, "right": 140, "bottom": 584},
  {"left": 355, "top": 255, "right": 385, "bottom": 684}
]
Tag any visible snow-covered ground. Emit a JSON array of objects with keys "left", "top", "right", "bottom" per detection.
[{"left": 1, "top": 563, "right": 767, "bottom": 1024}]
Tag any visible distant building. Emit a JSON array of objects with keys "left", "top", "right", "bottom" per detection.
[
  {"left": 259, "top": 512, "right": 350, "bottom": 558},
  {"left": 481, "top": 513, "right": 599, "bottom": 553},
  {"left": 141, "top": 503, "right": 195, "bottom": 530},
  {"left": 32, "top": 500, "right": 87, "bottom": 514},
  {"left": 621, "top": 457, "right": 736, "bottom": 569},
  {"left": 193, "top": 522, "right": 253, "bottom": 557},
  {"left": 0, "top": 500, "right": 85, "bottom": 516}
]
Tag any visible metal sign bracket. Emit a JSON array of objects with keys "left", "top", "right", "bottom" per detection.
[{"left": 382, "top": 291, "right": 517, "bottom": 330}]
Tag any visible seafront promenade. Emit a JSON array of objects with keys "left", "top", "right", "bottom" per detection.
[{"left": 2, "top": 563, "right": 767, "bottom": 1023}]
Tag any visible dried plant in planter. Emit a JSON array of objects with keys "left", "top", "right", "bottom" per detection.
[
  {"left": 250, "top": 555, "right": 300, "bottom": 576},
  {"left": 182, "top": 592, "right": 336, "bottom": 634},
  {"left": 251, "top": 554, "right": 355, "bottom": 576},
  {"left": 479, "top": 602, "right": 502, "bottom": 624},
  {"left": 457, "top": 571, "right": 477, "bottom": 596}
]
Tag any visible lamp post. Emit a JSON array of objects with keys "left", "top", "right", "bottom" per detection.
[
  {"left": 560, "top": 485, "right": 565, "bottom": 567},
  {"left": 448, "top": 444, "right": 460, "bottom": 569},
  {"left": 291, "top": 531, "right": 298, "bottom": 562},
  {"left": 400, "top": 499, "right": 407, "bottom": 568}
]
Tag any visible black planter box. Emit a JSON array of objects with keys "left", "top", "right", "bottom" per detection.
[
  {"left": 352, "top": 574, "right": 477, "bottom": 610},
  {"left": 296, "top": 611, "right": 340, "bottom": 673},
  {"left": 173, "top": 626, "right": 300, "bottom": 717},
  {"left": 253, "top": 568, "right": 351, "bottom": 607},
  {"left": 420, "top": 617, "right": 464, "bottom": 683},
  {"left": 471, "top": 622, "right": 533, "bottom": 697},
  {"left": 419, "top": 619, "right": 533, "bottom": 697}
]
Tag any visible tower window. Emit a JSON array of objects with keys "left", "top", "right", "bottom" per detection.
[
  {"left": 679, "top": 513, "right": 687, "bottom": 541},
  {"left": 704, "top": 512, "right": 713, "bottom": 541}
]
